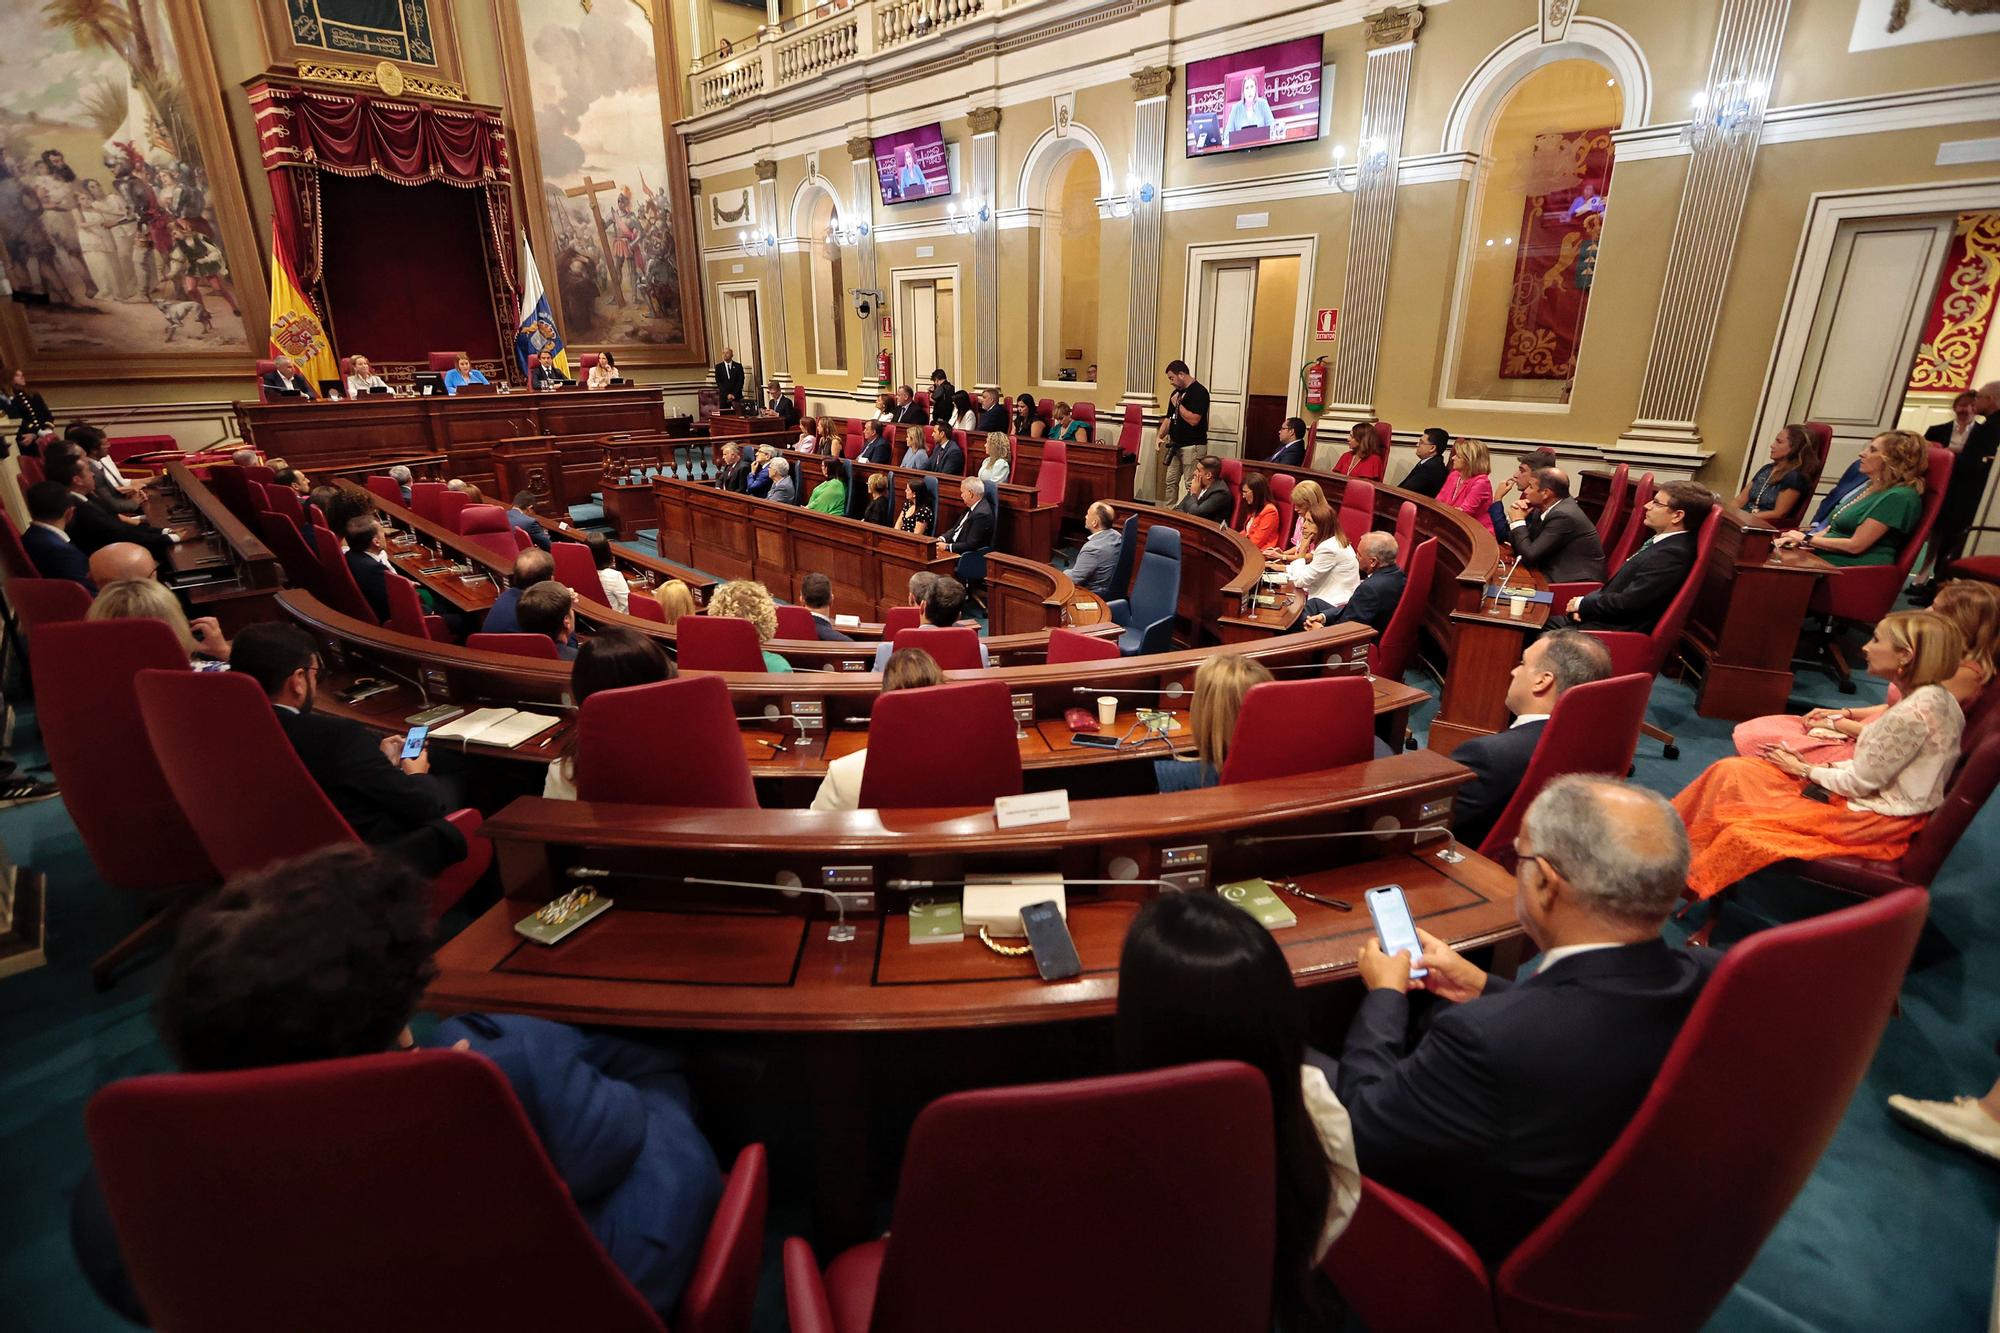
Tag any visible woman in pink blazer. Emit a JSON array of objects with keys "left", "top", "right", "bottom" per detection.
[{"left": 1436, "top": 436, "right": 1494, "bottom": 534}]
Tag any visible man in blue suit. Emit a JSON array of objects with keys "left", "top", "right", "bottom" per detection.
[
  {"left": 1303, "top": 531, "right": 1404, "bottom": 635},
  {"left": 1338, "top": 776, "right": 1718, "bottom": 1263},
  {"left": 1446, "top": 630, "right": 1611, "bottom": 852},
  {"left": 1268, "top": 416, "right": 1309, "bottom": 467},
  {"left": 927, "top": 433, "right": 965, "bottom": 476},
  {"left": 507, "top": 492, "right": 553, "bottom": 551},
  {"left": 483, "top": 548, "right": 556, "bottom": 635},
  {"left": 21, "top": 481, "right": 94, "bottom": 588}
]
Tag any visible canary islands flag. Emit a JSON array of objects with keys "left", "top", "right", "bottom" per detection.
[
  {"left": 515, "top": 240, "right": 570, "bottom": 378},
  {"left": 267, "top": 231, "right": 337, "bottom": 388}
]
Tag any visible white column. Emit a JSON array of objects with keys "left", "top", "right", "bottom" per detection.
[
  {"left": 970, "top": 106, "right": 1001, "bottom": 392},
  {"left": 1120, "top": 66, "right": 1172, "bottom": 415},
  {"left": 754, "top": 158, "right": 790, "bottom": 385},
  {"left": 687, "top": 0, "right": 714, "bottom": 66},
  {"left": 849, "top": 134, "right": 883, "bottom": 391},
  {"left": 765, "top": 0, "right": 782, "bottom": 29}
]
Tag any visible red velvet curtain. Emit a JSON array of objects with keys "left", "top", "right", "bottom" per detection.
[{"left": 319, "top": 176, "right": 505, "bottom": 362}]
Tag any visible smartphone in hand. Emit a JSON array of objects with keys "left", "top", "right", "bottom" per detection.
[
  {"left": 400, "top": 724, "right": 429, "bottom": 761},
  {"left": 1365, "top": 884, "right": 1428, "bottom": 980}
]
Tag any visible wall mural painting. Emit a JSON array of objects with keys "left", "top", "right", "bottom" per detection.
[
  {"left": 1501, "top": 127, "right": 1615, "bottom": 383},
  {"left": 0, "top": 0, "right": 252, "bottom": 359}
]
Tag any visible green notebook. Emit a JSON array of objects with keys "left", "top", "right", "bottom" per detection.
[
  {"left": 1218, "top": 879, "right": 1297, "bottom": 931},
  {"left": 908, "top": 896, "right": 965, "bottom": 945}
]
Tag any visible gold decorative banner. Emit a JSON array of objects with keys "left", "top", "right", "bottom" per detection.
[{"left": 1909, "top": 211, "right": 2000, "bottom": 393}]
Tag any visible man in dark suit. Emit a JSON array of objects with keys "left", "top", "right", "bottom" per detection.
[
  {"left": 763, "top": 380, "right": 799, "bottom": 430},
  {"left": 482, "top": 548, "right": 556, "bottom": 635},
  {"left": 1925, "top": 380, "right": 1998, "bottom": 584},
  {"left": 1175, "top": 454, "right": 1233, "bottom": 523},
  {"left": 800, "top": 572, "right": 853, "bottom": 641},
  {"left": 516, "top": 581, "right": 580, "bottom": 661},
  {"left": 343, "top": 515, "right": 398, "bottom": 624},
  {"left": 892, "top": 385, "right": 927, "bottom": 425},
  {"left": 506, "top": 492, "right": 553, "bottom": 551},
  {"left": 530, "top": 350, "right": 571, "bottom": 390},
  {"left": 939, "top": 476, "right": 994, "bottom": 558},
  {"left": 1306, "top": 532, "right": 1404, "bottom": 635},
  {"left": 260, "top": 355, "right": 317, "bottom": 399},
  {"left": 21, "top": 481, "right": 93, "bottom": 588},
  {"left": 1554, "top": 480, "right": 1711, "bottom": 634},
  {"left": 928, "top": 432, "right": 965, "bottom": 476},
  {"left": 1446, "top": 630, "right": 1612, "bottom": 851},
  {"left": 50, "top": 454, "right": 174, "bottom": 564},
  {"left": 1506, "top": 467, "right": 1606, "bottom": 583},
  {"left": 1398, "top": 428, "right": 1451, "bottom": 498},
  {"left": 714, "top": 347, "right": 746, "bottom": 409},
  {"left": 1339, "top": 775, "right": 1717, "bottom": 1263},
  {"left": 717, "top": 442, "right": 751, "bottom": 492},
  {"left": 229, "top": 623, "right": 469, "bottom": 878},
  {"left": 974, "top": 388, "right": 1009, "bottom": 433},
  {"left": 1268, "top": 416, "right": 1309, "bottom": 467},
  {"left": 929, "top": 370, "right": 955, "bottom": 426},
  {"left": 857, "top": 421, "right": 895, "bottom": 464}
]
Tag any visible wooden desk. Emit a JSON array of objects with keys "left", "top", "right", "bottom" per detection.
[
  {"left": 158, "top": 463, "right": 282, "bottom": 632},
  {"left": 1685, "top": 514, "right": 1833, "bottom": 720},
  {"left": 1428, "top": 575, "right": 1553, "bottom": 754}
]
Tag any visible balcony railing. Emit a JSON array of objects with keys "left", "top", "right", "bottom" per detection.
[{"left": 690, "top": 0, "right": 993, "bottom": 116}]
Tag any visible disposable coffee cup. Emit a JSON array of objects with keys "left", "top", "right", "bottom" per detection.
[
  {"left": 1097, "top": 695, "right": 1118, "bottom": 726},
  {"left": 1508, "top": 592, "right": 1527, "bottom": 618}
]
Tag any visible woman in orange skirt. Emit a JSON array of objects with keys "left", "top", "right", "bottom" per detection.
[{"left": 1676, "top": 612, "right": 1966, "bottom": 899}]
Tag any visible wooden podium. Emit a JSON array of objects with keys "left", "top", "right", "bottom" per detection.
[{"left": 489, "top": 437, "right": 566, "bottom": 519}]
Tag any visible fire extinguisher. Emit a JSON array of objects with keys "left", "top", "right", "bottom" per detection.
[
  {"left": 1301, "top": 356, "right": 1329, "bottom": 413},
  {"left": 878, "top": 347, "right": 893, "bottom": 385}
]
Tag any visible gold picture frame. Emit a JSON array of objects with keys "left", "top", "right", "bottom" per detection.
[{"left": 253, "top": 0, "right": 466, "bottom": 93}]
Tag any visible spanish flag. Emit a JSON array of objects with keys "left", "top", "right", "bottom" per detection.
[{"left": 267, "top": 232, "right": 338, "bottom": 388}]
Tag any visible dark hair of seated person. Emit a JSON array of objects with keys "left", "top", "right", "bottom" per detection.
[
  {"left": 516, "top": 581, "right": 573, "bottom": 641},
  {"left": 585, "top": 530, "right": 615, "bottom": 570},
  {"left": 1114, "top": 892, "right": 1332, "bottom": 1327},
  {"left": 25, "top": 480, "right": 74, "bottom": 523},
  {"left": 48, "top": 452, "right": 88, "bottom": 492},
  {"left": 561, "top": 627, "right": 673, "bottom": 767},
  {"left": 922, "top": 576, "right": 967, "bottom": 627},
  {"left": 321, "top": 488, "right": 374, "bottom": 537},
  {"left": 65, "top": 421, "right": 107, "bottom": 450},
  {"left": 509, "top": 548, "right": 556, "bottom": 589},
  {"left": 344, "top": 514, "right": 379, "bottom": 553},
  {"left": 800, "top": 571, "right": 834, "bottom": 611},
  {"left": 229, "top": 621, "right": 318, "bottom": 696},
  {"left": 157, "top": 844, "right": 435, "bottom": 1073}
]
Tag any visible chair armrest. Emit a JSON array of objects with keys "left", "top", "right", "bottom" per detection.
[
  {"left": 783, "top": 1237, "right": 838, "bottom": 1333},
  {"left": 1106, "top": 598, "right": 1132, "bottom": 627},
  {"left": 426, "top": 809, "right": 492, "bottom": 921},
  {"left": 677, "top": 1144, "right": 768, "bottom": 1333},
  {"left": 1545, "top": 580, "right": 1602, "bottom": 607},
  {"left": 1324, "top": 1179, "right": 1495, "bottom": 1333}
]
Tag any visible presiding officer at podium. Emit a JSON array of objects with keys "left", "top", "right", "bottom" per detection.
[
  {"left": 262, "top": 355, "right": 317, "bottom": 399},
  {"left": 443, "top": 355, "right": 489, "bottom": 396},
  {"left": 530, "top": 350, "right": 571, "bottom": 390}
]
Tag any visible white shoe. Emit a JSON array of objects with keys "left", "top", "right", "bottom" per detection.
[{"left": 1887, "top": 1094, "right": 2000, "bottom": 1166}]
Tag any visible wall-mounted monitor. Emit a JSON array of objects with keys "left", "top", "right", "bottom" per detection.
[
  {"left": 1184, "top": 36, "right": 1324, "bottom": 157},
  {"left": 874, "top": 124, "right": 952, "bottom": 205}
]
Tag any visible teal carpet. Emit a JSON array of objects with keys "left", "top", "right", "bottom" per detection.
[{"left": 1, "top": 654, "right": 1995, "bottom": 1329}]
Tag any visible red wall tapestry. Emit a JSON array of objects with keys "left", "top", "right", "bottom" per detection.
[
  {"left": 1500, "top": 127, "right": 1615, "bottom": 382},
  {"left": 1908, "top": 211, "right": 2000, "bottom": 394}
]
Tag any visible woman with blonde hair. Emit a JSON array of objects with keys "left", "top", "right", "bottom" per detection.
[
  {"left": 978, "top": 432, "right": 1011, "bottom": 484},
  {"left": 810, "top": 648, "right": 944, "bottom": 810},
  {"left": 1273, "top": 485, "right": 1358, "bottom": 616},
  {"left": 1675, "top": 611, "right": 1967, "bottom": 899},
  {"left": 655, "top": 578, "right": 697, "bottom": 627},
  {"left": 1774, "top": 430, "right": 1929, "bottom": 567},
  {"left": 1264, "top": 479, "right": 1328, "bottom": 561},
  {"left": 1155, "top": 654, "right": 1275, "bottom": 792},
  {"left": 899, "top": 425, "right": 931, "bottom": 472},
  {"left": 705, "top": 580, "right": 793, "bottom": 672},
  {"left": 87, "top": 578, "right": 230, "bottom": 669},
  {"left": 1437, "top": 437, "right": 1495, "bottom": 534}
]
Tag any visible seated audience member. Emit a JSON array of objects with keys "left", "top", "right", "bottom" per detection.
[
  {"left": 656, "top": 578, "right": 697, "bottom": 627},
  {"left": 388, "top": 464, "right": 413, "bottom": 504},
  {"left": 530, "top": 349, "right": 571, "bottom": 390},
  {"left": 873, "top": 393, "right": 896, "bottom": 424},
  {"left": 1265, "top": 479, "right": 1329, "bottom": 561},
  {"left": 442, "top": 354, "right": 488, "bottom": 396},
  {"left": 507, "top": 493, "right": 553, "bottom": 550},
  {"left": 1772, "top": 430, "right": 1928, "bottom": 567},
  {"left": 1155, "top": 655, "right": 1273, "bottom": 792},
  {"left": 707, "top": 580, "right": 793, "bottom": 672},
  {"left": 588, "top": 350, "right": 620, "bottom": 389},
  {"left": 801, "top": 572, "right": 852, "bottom": 641},
  {"left": 1675, "top": 611, "right": 1966, "bottom": 900},
  {"left": 978, "top": 433, "right": 1011, "bottom": 484},
  {"left": 1438, "top": 438, "right": 1495, "bottom": 534},
  {"left": 804, "top": 462, "right": 846, "bottom": 515},
  {"left": 517, "top": 581, "right": 580, "bottom": 661},
  {"left": 1340, "top": 776, "right": 1715, "bottom": 1263},
  {"left": 229, "top": 446, "right": 260, "bottom": 470},
  {"left": 765, "top": 457, "right": 797, "bottom": 505},
  {"left": 928, "top": 370, "right": 955, "bottom": 426},
  {"left": 1178, "top": 454, "right": 1234, "bottom": 523},
  {"left": 585, "top": 532, "right": 629, "bottom": 613},
  {"left": 1115, "top": 892, "right": 1357, "bottom": 1326},
  {"left": 717, "top": 442, "right": 750, "bottom": 492},
  {"left": 869, "top": 576, "right": 988, "bottom": 671},
  {"left": 1334, "top": 421, "right": 1386, "bottom": 480},
  {"left": 975, "top": 387, "right": 1009, "bottom": 433},
  {"left": 321, "top": 486, "right": 375, "bottom": 544},
  {"left": 823, "top": 432, "right": 846, "bottom": 462},
  {"left": 1490, "top": 446, "right": 1557, "bottom": 535},
  {"left": 21, "top": 481, "right": 92, "bottom": 586},
  {"left": 261, "top": 354, "right": 316, "bottom": 399},
  {"left": 919, "top": 428, "right": 960, "bottom": 477},
  {"left": 1236, "top": 473, "right": 1280, "bottom": 550},
  {"left": 1304, "top": 532, "right": 1404, "bottom": 635},
  {"left": 1274, "top": 487, "right": 1359, "bottom": 617},
  {"left": 1269, "top": 416, "right": 1309, "bottom": 467},
  {"left": 746, "top": 445, "right": 776, "bottom": 497},
  {"left": 88, "top": 542, "right": 156, "bottom": 588},
  {"left": 51, "top": 453, "right": 173, "bottom": 562},
  {"left": 344, "top": 515, "right": 399, "bottom": 624},
  {"left": 898, "top": 426, "right": 931, "bottom": 472},
  {"left": 1505, "top": 467, "right": 1607, "bottom": 583},
  {"left": 950, "top": 390, "right": 978, "bottom": 433},
  {"left": 344, "top": 354, "right": 388, "bottom": 396},
  {"left": 1399, "top": 428, "right": 1451, "bottom": 498},
  {"left": 1049, "top": 401, "right": 1091, "bottom": 443},
  {"left": 483, "top": 549, "right": 557, "bottom": 635},
  {"left": 1734, "top": 424, "right": 1819, "bottom": 528},
  {"left": 810, "top": 648, "right": 945, "bottom": 811},
  {"left": 894, "top": 386, "right": 927, "bottom": 426},
  {"left": 87, "top": 578, "right": 229, "bottom": 669},
  {"left": 896, "top": 477, "right": 934, "bottom": 537},
  {"left": 1556, "top": 481, "right": 1712, "bottom": 633},
  {"left": 795, "top": 415, "right": 820, "bottom": 452},
  {"left": 1448, "top": 631, "right": 1614, "bottom": 851},
  {"left": 862, "top": 472, "right": 893, "bottom": 526},
  {"left": 69, "top": 845, "right": 721, "bottom": 1323},
  {"left": 544, "top": 630, "right": 674, "bottom": 800},
  {"left": 71, "top": 425, "right": 143, "bottom": 514},
  {"left": 1734, "top": 579, "right": 1998, "bottom": 762},
  {"left": 938, "top": 476, "right": 994, "bottom": 562},
  {"left": 766, "top": 381, "right": 801, "bottom": 429},
  {"left": 1011, "top": 394, "right": 1046, "bottom": 440},
  {"left": 1068, "top": 501, "right": 1123, "bottom": 596},
  {"left": 228, "top": 624, "right": 469, "bottom": 876},
  {"left": 856, "top": 421, "right": 894, "bottom": 465}
]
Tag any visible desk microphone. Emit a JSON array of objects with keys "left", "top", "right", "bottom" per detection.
[
  {"left": 887, "top": 876, "right": 1178, "bottom": 892},
  {"left": 359, "top": 657, "right": 434, "bottom": 712},
  {"left": 1071, "top": 684, "right": 1187, "bottom": 701},
  {"left": 736, "top": 705, "right": 808, "bottom": 752},
  {"left": 1236, "top": 822, "right": 1453, "bottom": 848},
  {"left": 568, "top": 866, "right": 860, "bottom": 940}
]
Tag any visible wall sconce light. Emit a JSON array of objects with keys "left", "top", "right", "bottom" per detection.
[
  {"left": 946, "top": 199, "right": 993, "bottom": 234},
  {"left": 826, "top": 214, "right": 871, "bottom": 247},
  {"left": 1328, "top": 137, "right": 1389, "bottom": 194},
  {"left": 1109, "top": 173, "right": 1157, "bottom": 218},
  {"left": 1681, "top": 79, "right": 1767, "bottom": 151},
  {"left": 739, "top": 228, "right": 779, "bottom": 256}
]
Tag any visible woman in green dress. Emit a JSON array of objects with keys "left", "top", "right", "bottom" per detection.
[{"left": 1775, "top": 430, "right": 1929, "bottom": 568}]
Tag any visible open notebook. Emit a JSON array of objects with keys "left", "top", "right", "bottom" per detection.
[{"left": 429, "top": 707, "right": 561, "bottom": 748}]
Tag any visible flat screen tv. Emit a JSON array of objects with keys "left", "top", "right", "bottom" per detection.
[
  {"left": 874, "top": 124, "right": 952, "bottom": 205},
  {"left": 1184, "top": 36, "right": 1324, "bottom": 157}
]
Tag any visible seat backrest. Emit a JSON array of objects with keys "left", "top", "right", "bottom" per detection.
[
  {"left": 383, "top": 572, "right": 435, "bottom": 640},
  {"left": 87, "top": 1050, "right": 668, "bottom": 1333},
  {"left": 1595, "top": 463, "right": 1630, "bottom": 546},
  {"left": 7, "top": 576, "right": 94, "bottom": 635},
  {"left": 1036, "top": 439, "right": 1069, "bottom": 508},
  {"left": 314, "top": 538, "right": 380, "bottom": 625},
  {"left": 676, "top": 615, "right": 768, "bottom": 672},
  {"left": 576, "top": 674, "right": 758, "bottom": 808},
  {"left": 1371, "top": 537, "right": 1437, "bottom": 681},
  {"left": 1628, "top": 503, "right": 1724, "bottom": 671},
  {"left": 256, "top": 510, "right": 326, "bottom": 597},
  {"left": 626, "top": 590, "right": 666, "bottom": 623},
  {"left": 1606, "top": 473, "right": 1655, "bottom": 570},
  {"left": 881, "top": 604, "right": 922, "bottom": 636},
  {"left": 1046, "top": 627, "right": 1120, "bottom": 664},
  {"left": 1392, "top": 500, "right": 1417, "bottom": 567},
  {"left": 578, "top": 351, "right": 601, "bottom": 373},
  {"left": 365, "top": 476, "right": 402, "bottom": 504},
  {"left": 1219, "top": 676, "right": 1376, "bottom": 785},
  {"left": 428, "top": 350, "right": 469, "bottom": 372},
  {"left": 134, "top": 669, "right": 357, "bottom": 878},
  {"left": 1896, "top": 446, "right": 1957, "bottom": 583},
  {"left": 1901, "top": 732, "right": 2000, "bottom": 886},
  {"left": 1141, "top": 523, "right": 1182, "bottom": 564},
  {"left": 242, "top": 465, "right": 277, "bottom": 487},
  {"left": 868, "top": 1063, "right": 1275, "bottom": 1333},
  {"left": 1116, "top": 404, "right": 1144, "bottom": 458},
  {"left": 0, "top": 509, "right": 39, "bottom": 579},
  {"left": 1338, "top": 478, "right": 1375, "bottom": 547},
  {"left": 1108, "top": 515, "right": 1141, "bottom": 600},
  {"left": 890, "top": 626, "right": 983, "bottom": 671},
  {"left": 410, "top": 481, "right": 446, "bottom": 523},
  {"left": 1073, "top": 401, "right": 1097, "bottom": 431},
  {"left": 773, "top": 604, "right": 816, "bottom": 640},
  {"left": 1218, "top": 456, "right": 1245, "bottom": 526},
  {"left": 33, "top": 621, "right": 215, "bottom": 891},
  {"left": 1497, "top": 889, "right": 1929, "bottom": 1331},
  {"left": 204, "top": 465, "right": 262, "bottom": 527},
  {"left": 17, "top": 453, "right": 45, "bottom": 487},
  {"left": 467, "top": 631, "right": 559, "bottom": 660},
  {"left": 1127, "top": 547, "right": 1181, "bottom": 626},
  {"left": 1036, "top": 396, "right": 1054, "bottom": 424},
  {"left": 437, "top": 490, "right": 470, "bottom": 533},
  {"left": 1269, "top": 473, "right": 1296, "bottom": 543},
  {"left": 792, "top": 386, "right": 806, "bottom": 418},
  {"left": 1474, "top": 672, "right": 1654, "bottom": 863},
  {"left": 549, "top": 542, "right": 604, "bottom": 606},
  {"left": 858, "top": 680, "right": 1023, "bottom": 808},
  {"left": 459, "top": 503, "right": 509, "bottom": 535}
]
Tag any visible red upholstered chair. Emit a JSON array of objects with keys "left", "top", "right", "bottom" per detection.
[
  {"left": 1036, "top": 397, "right": 1054, "bottom": 424},
  {"left": 1073, "top": 401, "right": 1098, "bottom": 435},
  {"left": 366, "top": 475, "right": 402, "bottom": 505},
  {"left": 17, "top": 452, "right": 45, "bottom": 487},
  {"left": 677, "top": 615, "right": 768, "bottom": 672},
  {"left": 242, "top": 465, "right": 277, "bottom": 487},
  {"left": 786, "top": 1063, "right": 1274, "bottom": 1333},
  {"left": 791, "top": 386, "right": 807, "bottom": 419},
  {"left": 773, "top": 604, "right": 816, "bottom": 640},
  {"left": 1804, "top": 421, "right": 1834, "bottom": 476},
  {"left": 468, "top": 631, "right": 560, "bottom": 660},
  {"left": 0, "top": 509, "right": 39, "bottom": 579},
  {"left": 888, "top": 626, "right": 983, "bottom": 671},
  {"left": 1219, "top": 676, "right": 1376, "bottom": 785},
  {"left": 7, "top": 575, "right": 94, "bottom": 634},
  {"left": 577, "top": 352, "right": 601, "bottom": 374},
  {"left": 626, "top": 590, "right": 666, "bottom": 623},
  {"left": 1604, "top": 472, "right": 1655, "bottom": 571},
  {"left": 1045, "top": 627, "right": 1119, "bottom": 664},
  {"left": 314, "top": 536, "right": 381, "bottom": 625},
  {"left": 255, "top": 357, "right": 280, "bottom": 402},
  {"left": 87, "top": 1049, "right": 770, "bottom": 1333},
  {"left": 204, "top": 465, "right": 263, "bottom": 528},
  {"left": 1327, "top": 888, "right": 1928, "bottom": 1333},
  {"left": 1392, "top": 500, "right": 1417, "bottom": 567},
  {"left": 1941, "top": 553, "right": 2000, "bottom": 587},
  {"left": 575, "top": 674, "right": 758, "bottom": 808},
  {"left": 1269, "top": 473, "right": 1296, "bottom": 544},
  {"left": 256, "top": 511, "right": 327, "bottom": 599},
  {"left": 437, "top": 490, "right": 470, "bottom": 533},
  {"left": 460, "top": 503, "right": 509, "bottom": 536},
  {"left": 550, "top": 541, "right": 606, "bottom": 606},
  {"left": 1035, "top": 439, "right": 1069, "bottom": 509},
  {"left": 1373, "top": 420, "right": 1393, "bottom": 455},
  {"left": 1469, "top": 672, "right": 1653, "bottom": 867},
  {"left": 410, "top": 481, "right": 446, "bottom": 523},
  {"left": 857, "top": 680, "right": 1022, "bottom": 808},
  {"left": 133, "top": 670, "right": 490, "bottom": 918},
  {"left": 33, "top": 621, "right": 216, "bottom": 987},
  {"left": 1115, "top": 404, "right": 1145, "bottom": 459},
  {"left": 336, "top": 356, "right": 354, "bottom": 381},
  {"left": 880, "top": 605, "right": 922, "bottom": 636},
  {"left": 1372, "top": 537, "right": 1437, "bottom": 684},
  {"left": 428, "top": 351, "right": 469, "bottom": 372},
  {"left": 384, "top": 573, "right": 446, "bottom": 641},
  {"left": 1218, "top": 456, "right": 1245, "bottom": 526},
  {"left": 1806, "top": 445, "right": 1954, "bottom": 691},
  {"left": 107, "top": 433, "right": 176, "bottom": 465},
  {"left": 914, "top": 390, "right": 932, "bottom": 415},
  {"left": 1594, "top": 463, "right": 1630, "bottom": 548},
  {"left": 1337, "top": 478, "right": 1375, "bottom": 548}
]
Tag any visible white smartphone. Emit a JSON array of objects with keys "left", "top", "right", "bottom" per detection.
[{"left": 1364, "top": 884, "right": 1428, "bottom": 980}]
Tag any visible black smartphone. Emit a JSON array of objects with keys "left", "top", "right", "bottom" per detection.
[
  {"left": 1801, "top": 783, "right": 1832, "bottom": 804},
  {"left": 1070, "top": 733, "right": 1123, "bottom": 750},
  {"left": 1019, "top": 900, "right": 1082, "bottom": 982}
]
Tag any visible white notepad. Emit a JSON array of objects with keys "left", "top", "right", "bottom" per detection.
[{"left": 430, "top": 707, "right": 560, "bottom": 747}]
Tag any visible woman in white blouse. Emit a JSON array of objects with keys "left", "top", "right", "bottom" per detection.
[
  {"left": 1675, "top": 611, "right": 1967, "bottom": 899},
  {"left": 586, "top": 532, "right": 629, "bottom": 613},
  {"left": 949, "top": 390, "right": 977, "bottom": 433},
  {"left": 810, "top": 648, "right": 944, "bottom": 810},
  {"left": 587, "top": 351, "right": 620, "bottom": 389},
  {"left": 977, "top": 433, "right": 1010, "bottom": 484},
  {"left": 1273, "top": 488, "right": 1359, "bottom": 618},
  {"left": 344, "top": 355, "right": 388, "bottom": 396}
]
